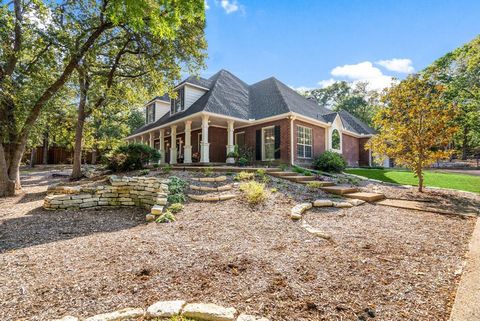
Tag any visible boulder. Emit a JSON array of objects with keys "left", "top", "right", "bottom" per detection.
[
  {"left": 146, "top": 214, "right": 156, "bottom": 222},
  {"left": 182, "top": 303, "right": 237, "bottom": 321},
  {"left": 290, "top": 203, "right": 312, "bottom": 219},
  {"left": 84, "top": 308, "right": 145, "bottom": 321},
  {"left": 346, "top": 199, "right": 366, "bottom": 206},
  {"left": 313, "top": 199, "right": 333, "bottom": 207},
  {"left": 333, "top": 202, "right": 354, "bottom": 208},
  {"left": 146, "top": 300, "right": 186, "bottom": 317},
  {"left": 151, "top": 205, "right": 164, "bottom": 215}
]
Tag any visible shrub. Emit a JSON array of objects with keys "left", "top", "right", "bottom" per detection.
[
  {"left": 167, "top": 193, "right": 186, "bottom": 204},
  {"left": 279, "top": 163, "right": 289, "bottom": 171},
  {"left": 156, "top": 211, "right": 176, "bottom": 223},
  {"left": 203, "top": 167, "right": 214, "bottom": 176},
  {"left": 270, "top": 187, "right": 278, "bottom": 193},
  {"left": 234, "top": 171, "right": 255, "bottom": 181},
  {"left": 239, "top": 181, "right": 267, "bottom": 205},
  {"left": 139, "top": 169, "right": 150, "bottom": 176},
  {"left": 168, "top": 176, "right": 188, "bottom": 195},
  {"left": 104, "top": 143, "right": 160, "bottom": 172},
  {"left": 256, "top": 169, "right": 270, "bottom": 183},
  {"left": 162, "top": 164, "right": 173, "bottom": 174},
  {"left": 152, "top": 163, "right": 160, "bottom": 169},
  {"left": 237, "top": 157, "right": 249, "bottom": 167},
  {"left": 313, "top": 151, "right": 347, "bottom": 173},
  {"left": 167, "top": 203, "right": 184, "bottom": 213},
  {"left": 306, "top": 181, "right": 324, "bottom": 189}
]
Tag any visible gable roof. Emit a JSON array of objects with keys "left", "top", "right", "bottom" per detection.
[{"left": 131, "top": 69, "right": 375, "bottom": 136}]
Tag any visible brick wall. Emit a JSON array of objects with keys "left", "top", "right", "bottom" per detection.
[
  {"left": 342, "top": 133, "right": 360, "bottom": 166},
  {"left": 293, "top": 119, "right": 326, "bottom": 166},
  {"left": 235, "top": 118, "right": 291, "bottom": 164}
]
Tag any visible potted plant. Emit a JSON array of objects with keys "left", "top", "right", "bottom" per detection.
[{"left": 226, "top": 150, "right": 239, "bottom": 164}]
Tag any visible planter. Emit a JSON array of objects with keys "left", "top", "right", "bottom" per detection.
[{"left": 226, "top": 157, "right": 235, "bottom": 164}]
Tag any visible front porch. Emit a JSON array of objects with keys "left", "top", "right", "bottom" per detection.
[{"left": 127, "top": 113, "right": 250, "bottom": 165}]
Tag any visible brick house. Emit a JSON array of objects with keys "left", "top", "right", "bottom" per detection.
[{"left": 126, "top": 70, "right": 375, "bottom": 167}]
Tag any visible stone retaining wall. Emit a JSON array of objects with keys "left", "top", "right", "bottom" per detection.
[{"left": 44, "top": 176, "right": 168, "bottom": 211}]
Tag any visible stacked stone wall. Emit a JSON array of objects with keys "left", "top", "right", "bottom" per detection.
[{"left": 44, "top": 176, "right": 168, "bottom": 211}]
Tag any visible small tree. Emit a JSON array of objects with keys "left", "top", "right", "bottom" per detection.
[{"left": 368, "top": 75, "right": 458, "bottom": 192}]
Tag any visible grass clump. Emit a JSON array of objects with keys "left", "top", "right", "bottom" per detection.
[
  {"left": 239, "top": 181, "right": 267, "bottom": 205},
  {"left": 139, "top": 169, "right": 150, "bottom": 176},
  {"left": 155, "top": 211, "right": 176, "bottom": 223},
  {"left": 162, "top": 164, "right": 173, "bottom": 174},
  {"left": 203, "top": 167, "right": 214, "bottom": 176},
  {"left": 167, "top": 203, "right": 184, "bottom": 213},
  {"left": 306, "top": 181, "right": 324, "bottom": 189},
  {"left": 234, "top": 171, "right": 255, "bottom": 181},
  {"left": 279, "top": 163, "right": 289, "bottom": 171}
]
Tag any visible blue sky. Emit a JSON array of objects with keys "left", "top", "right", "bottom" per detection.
[{"left": 203, "top": 0, "right": 480, "bottom": 90}]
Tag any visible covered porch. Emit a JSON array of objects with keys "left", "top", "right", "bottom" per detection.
[{"left": 127, "top": 113, "right": 250, "bottom": 165}]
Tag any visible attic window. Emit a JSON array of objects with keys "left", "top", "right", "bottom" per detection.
[
  {"left": 171, "top": 87, "right": 185, "bottom": 114},
  {"left": 332, "top": 129, "right": 341, "bottom": 150},
  {"left": 146, "top": 103, "right": 155, "bottom": 124}
]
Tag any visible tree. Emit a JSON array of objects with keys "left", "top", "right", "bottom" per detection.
[
  {"left": 0, "top": 0, "right": 206, "bottom": 195},
  {"left": 305, "top": 81, "right": 381, "bottom": 126},
  {"left": 367, "top": 75, "right": 458, "bottom": 192},
  {"left": 424, "top": 35, "right": 480, "bottom": 160}
]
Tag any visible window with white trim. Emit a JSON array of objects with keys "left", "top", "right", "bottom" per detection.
[
  {"left": 170, "top": 87, "right": 185, "bottom": 114},
  {"left": 297, "top": 125, "right": 312, "bottom": 158},
  {"left": 146, "top": 103, "right": 155, "bottom": 123}
]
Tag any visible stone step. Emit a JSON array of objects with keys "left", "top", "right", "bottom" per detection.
[
  {"left": 320, "top": 185, "right": 358, "bottom": 195},
  {"left": 344, "top": 192, "right": 385, "bottom": 202},
  {"left": 189, "top": 184, "right": 233, "bottom": 192},
  {"left": 268, "top": 171, "right": 297, "bottom": 177},
  {"left": 282, "top": 175, "right": 316, "bottom": 182},
  {"left": 190, "top": 176, "right": 227, "bottom": 182},
  {"left": 187, "top": 193, "right": 237, "bottom": 202},
  {"left": 299, "top": 181, "right": 335, "bottom": 186}
]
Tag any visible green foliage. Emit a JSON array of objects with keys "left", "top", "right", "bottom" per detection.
[
  {"left": 332, "top": 129, "right": 341, "bottom": 150},
  {"left": 167, "top": 193, "right": 186, "bottom": 204},
  {"left": 270, "top": 188, "right": 278, "bottom": 193},
  {"left": 306, "top": 181, "right": 324, "bottom": 189},
  {"left": 152, "top": 163, "right": 160, "bottom": 169},
  {"left": 155, "top": 211, "right": 176, "bottom": 223},
  {"left": 239, "top": 181, "right": 268, "bottom": 205},
  {"left": 313, "top": 151, "right": 347, "bottom": 173},
  {"left": 139, "top": 169, "right": 150, "bottom": 176},
  {"left": 168, "top": 176, "right": 188, "bottom": 195},
  {"left": 279, "top": 163, "right": 289, "bottom": 171},
  {"left": 162, "top": 164, "right": 173, "bottom": 174},
  {"left": 104, "top": 143, "right": 160, "bottom": 172},
  {"left": 167, "top": 203, "right": 184, "bottom": 213},
  {"left": 235, "top": 171, "right": 255, "bottom": 181},
  {"left": 203, "top": 167, "right": 214, "bottom": 176},
  {"left": 238, "top": 157, "right": 249, "bottom": 166},
  {"left": 255, "top": 169, "right": 270, "bottom": 183}
]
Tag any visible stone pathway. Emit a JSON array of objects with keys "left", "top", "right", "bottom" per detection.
[{"left": 449, "top": 218, "right": 480, "bottom": 321}]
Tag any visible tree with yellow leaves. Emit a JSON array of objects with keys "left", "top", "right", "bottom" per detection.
[{"left": 368, "top": 75, "right": 458, "bottom": 192}]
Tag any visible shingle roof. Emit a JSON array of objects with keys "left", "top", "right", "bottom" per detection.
[
  {"left": 337, "top": 110, "right": 377, "bottom": 135},
  {"left": 147, "top": 93, "right": 170, "bottom": 104},
  {"left": 131, "top": 69, "right": 375, "bottom": 136}
]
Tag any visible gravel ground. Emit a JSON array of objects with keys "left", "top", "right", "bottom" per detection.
[{"left": 0, "top": 168, "right": 477, "bottom": 321}]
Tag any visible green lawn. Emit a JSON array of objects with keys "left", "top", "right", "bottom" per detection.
[{"left": 345, "top": 168, "right": 480, "bottom": 193}]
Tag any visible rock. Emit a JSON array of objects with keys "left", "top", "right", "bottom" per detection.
[
  {"left": 51, "top": 316, "right": 79, "bottom": 321},
  {"left": 333, "top": 202, "right": 353, "bottom": 208},
  {"left": 290, "top": 203, "right": 312, "bottom": 219},
  {"left": 146, "top": 214, "right": 156, "bottom": 222},
  {"left": 147, "top": 300, "right": 186, "bottom": 317},
  {"left": 236, "top": 314, "right": 269, "bottom": 321},
  {"left": 151, "top": 205, "right": 164, "bottom": 215},
  {"left": 313, "top": 199, "right": 333, "bottom": 207},
  {"left": 346, "top": 199, "right": 366, "bottom": 206},
  {"left": 182, "top": 303, "right": 237, "bottom": 321},
  {"left": 84, "top": 308, "right": 145, "bottom": 321}
]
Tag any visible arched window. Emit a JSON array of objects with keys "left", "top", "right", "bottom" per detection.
[{"left": 332, "top": 129, "right": 340, "bottom": 150}]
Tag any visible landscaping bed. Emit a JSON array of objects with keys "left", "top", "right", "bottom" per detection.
[{"left": 0, "top": 168, "right": 477, "bottom": 321}]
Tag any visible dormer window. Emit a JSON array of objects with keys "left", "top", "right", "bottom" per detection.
[
  {"left": 146, "top": 103, "right": 155, "bottom": 123},
  {"left": 171, "top": 87, "right": 185, "bottom": 114}
]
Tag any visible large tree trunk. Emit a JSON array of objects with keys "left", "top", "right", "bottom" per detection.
[
  {"left": 0, "top": 144, "right": 15, "bottom": 196},
  {"left": 461, "top": 125, "right": 469, "bottom": 160},
  {"left": 71, "top": 69, "right": 89, "bottom": 180}
]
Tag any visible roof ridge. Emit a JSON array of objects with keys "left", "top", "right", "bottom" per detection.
[{"left": 270, "top": 77, "right": 292, "bottom": 113}]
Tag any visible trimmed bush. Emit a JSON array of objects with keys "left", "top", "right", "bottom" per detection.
[
  {"left": 104, "top": 143, "right": 160, "bottom": 172},
  {"left": 167, "top": 203, "right": 184, "bottom": 213},
  {"left": 313, "top": 151, "right": 347, "bottom": 173},
  {"left": 234, "top": 171, "right": 255, "bottom": 181},
  {"left": 239, "top": 181, "right": 267, "bottom": 205}
]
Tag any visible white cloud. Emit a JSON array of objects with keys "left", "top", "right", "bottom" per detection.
[
  {"left": 377, "top": 58, "right": 414, "bottom": 73},
  {"left": 317, "top": 60, "right": 402, "bottom": 90},
  {"left": 205, "top": 0, "right": 210, "bottom": 10},
  {"left": 219, "top": 0, "right": 241, "bottom": 14},
  {"left": 290, "top": 85, "right": 315, "bottom": 92}
]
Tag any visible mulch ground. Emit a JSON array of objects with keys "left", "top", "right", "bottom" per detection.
[{"left": 0, "top": 168, "right": 478, "bottom": 321}]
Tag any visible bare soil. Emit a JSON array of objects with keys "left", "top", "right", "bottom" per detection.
[{"left": 0, "top": 168, "right": 477, "bottom": 321}]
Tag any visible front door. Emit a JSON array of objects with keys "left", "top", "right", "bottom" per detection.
[{"left": 262, "top": 126, "right": 275, "bottom": 161}]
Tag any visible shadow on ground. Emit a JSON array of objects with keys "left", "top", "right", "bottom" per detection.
[{"left": 0, "top": 206, "right": 146, "bottom": 253}]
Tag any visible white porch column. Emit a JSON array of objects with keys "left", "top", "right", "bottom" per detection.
[
  {"left": 158, "top": 129, "right": 165, "bottom": 164},
  {"left": 170, "top": 125, "right": 177, "bottom": 164},
  {"left": 200, "top": 115, "right": 210, "bottom": 163},
  {"left": 184, "top": 120, "right": 192, "bottom": 164},
  {"left": 149, "top": 132, "right": 154, "bottom": 148},
  {"left": 226, "top": 120, "right": 235, "bottom": 164}
]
